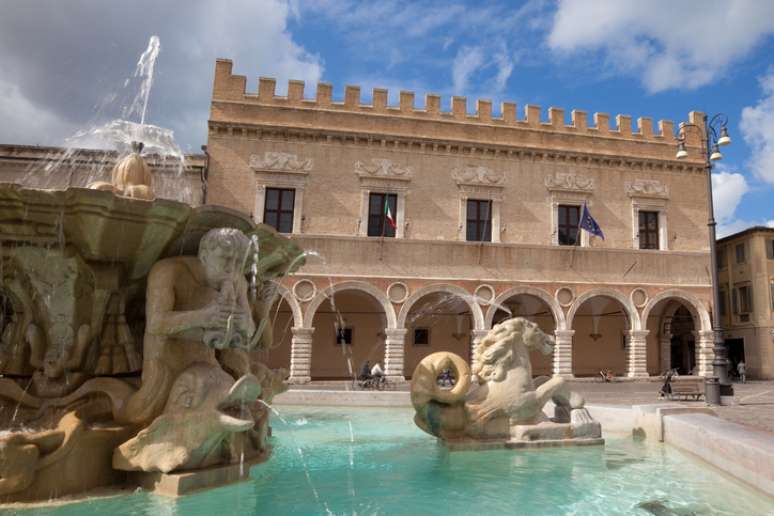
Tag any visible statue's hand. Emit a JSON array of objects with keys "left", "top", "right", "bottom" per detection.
[{"left": 199, "top": 304, "right": 236, "bottom": 329}]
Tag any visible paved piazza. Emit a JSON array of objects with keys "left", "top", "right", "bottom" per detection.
[{"left": 292, "top": 379, "right": 774, "bottom": 435}]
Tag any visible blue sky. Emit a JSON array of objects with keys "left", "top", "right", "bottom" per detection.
[{"left": 1, "top": 0, "right": 773, "bottom": 236}]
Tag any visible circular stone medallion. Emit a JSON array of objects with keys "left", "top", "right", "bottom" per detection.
[
  {"left": 292, "top": 279, "right": 317, "bottom": 302},
  {"left": 555, "top": 287, "right": 574, "bottom": 307},
  {"left": 387, "top": 282, "right": 409, "bottom": 304},
  {"left": 631, "top": 288, "right": 648, "bottom": 308},
  {"left": 474, "top": 284, "right": 495, "bottom": 305}
]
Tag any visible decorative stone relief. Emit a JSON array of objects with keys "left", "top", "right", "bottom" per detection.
[
  {"left": 544, "top": 172, "right": 594, "bottom": 192},
  {"left": 630, "top": 288, "right": 648, "bottom": 308},
  {"left": 625, "top": 179, "right": 669, "bottom": 198},
  {"left": 249, "top": 152, "right": 312, "bottom": 173},
  {"left": 474, "top": 284, "right": 495, "bottom": 305},
  {"left": 355, "top": 158, "right": 413, "bottom": 180},
  {"left": 387, "top": 282, "right": 409, "bottom": 304},
  {"left": 452, "top": 165, "right": 505, "bottom": 186},
  {"left": 555, "top": 287, "right": 574, "bottom": 307},
  {"left": 292, "top": 279, "right": 317, "bottom": 303}
]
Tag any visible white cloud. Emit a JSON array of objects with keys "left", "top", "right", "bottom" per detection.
[
  {"left": 741, "top": 70, "right": 774, "bottom": 184},
  {"left": 547, "top": 0, "right": 774, "bottom": 93},
  {"left": 712, "top": 170, "right": 749, "bottom": 223},
  {"left": 452, "top": 47, "right": 484, "bottom": 94},
  {"left": 768, "top": 220, "right": 774, "bottom": 228}
]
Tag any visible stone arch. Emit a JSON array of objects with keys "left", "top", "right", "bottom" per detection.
[
  {"left": 269, "top": 281, "right": 303, "bottom": 328},
  {"left": 640, "top": 289, "right": 711, "bottom": 333},
  {"left": 397, "top": 283, "right": 485, "bottom": 330},
  {"left": 566, "top": 288, "right": 640, "bottom": 331},
  {"left": 303, "top": 280, "right": 397, "bottom": 329},
  {"left": 485, "top": 286, "right": 566, "bottom": 330}
]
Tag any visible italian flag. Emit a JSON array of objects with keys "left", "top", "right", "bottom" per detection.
[{"left": 384, "top": 200, "right": 396, "bottom": 229}]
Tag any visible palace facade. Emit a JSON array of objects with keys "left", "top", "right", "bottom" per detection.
[{"left": 207, "top": 58, "right": 717, "bottom": 382}]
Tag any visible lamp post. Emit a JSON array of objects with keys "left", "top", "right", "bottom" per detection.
[{"left": 676, "top": 113, "right": 733, "bottom": 396}]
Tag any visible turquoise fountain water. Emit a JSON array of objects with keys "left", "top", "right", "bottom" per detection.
[{"left": 13, "top": 406, "right": 772, "bottom": 515}]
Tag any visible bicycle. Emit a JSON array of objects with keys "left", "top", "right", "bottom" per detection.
[{"left": 357, "top": 374, "right": 387, "bottom": 390}]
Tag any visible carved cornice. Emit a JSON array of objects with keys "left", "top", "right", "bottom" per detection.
[
  {"left": 249, "top": 152, "right": 312, "bottom": 173},
  {"left": 211, "top": 122, "right": 705, "bottom": 175},
  {"left": 625, "top": 179, "right": 669, "bottom": 199},
  {"left": 354, "top": 158, "right": 413, "bottom": 181},
  {"left": 544, "top": 172, "right": 594, "bottom": 193},
  {"left": 452, "top": 165, "right": 505, "bottom": 187}
]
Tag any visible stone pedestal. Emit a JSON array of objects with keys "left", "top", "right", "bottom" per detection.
[
  {"left": 288, "top": 327, "right": 313, "bottom": 384},
  {"left": 553, "top": 330, "right": 574, "bottom": 377},
  {"left": 626, "top": 330, "right": 649, "bottom": 377},
  {"left": 384, "top": 328, "right": 407, "bottom": 381},
  {"left": 470, "top": 329, "right": 490, "bottom": 369},
  {"left": 695, "top": 330, "right": 715, "bottom": 377}
]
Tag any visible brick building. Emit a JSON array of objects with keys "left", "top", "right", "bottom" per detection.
[
  {"left": 207, "top": 58, "right": 717, "bottom": 382},
  {"left": 717, "top": 227, "right": 774, "bottom": 378}
]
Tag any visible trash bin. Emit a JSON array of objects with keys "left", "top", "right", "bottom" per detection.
[{"left": 705, "top": 377, "right": 720, "bottom": 405}]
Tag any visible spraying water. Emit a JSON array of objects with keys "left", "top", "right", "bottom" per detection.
[{"left": 123, "top": 35, "right": 160, "bottom": 126}]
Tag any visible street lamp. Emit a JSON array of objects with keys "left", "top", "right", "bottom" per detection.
[{"left": 676, "top": 113, "right": 733, "bottom": 398}]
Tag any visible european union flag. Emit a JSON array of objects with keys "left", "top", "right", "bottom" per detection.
[{"left": 579, "top": 203, "right": 605, "bottom": 240}]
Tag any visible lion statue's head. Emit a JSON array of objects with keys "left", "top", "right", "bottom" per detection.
[{"left": 471, "top": 317, "right": 554, "bottom": 383}]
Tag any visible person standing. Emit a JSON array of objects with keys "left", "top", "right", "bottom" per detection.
[{"left": 737, "top": 361, "right": 746, "bottom": 384}]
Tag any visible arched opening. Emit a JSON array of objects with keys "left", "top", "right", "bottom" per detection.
[
  {"left": 645, "top": 299, "right": 699, "bottom": 376},
  {"left": 491, "top": 294, "right": 556, "bottom": 376},
  {"left": 257, "top": 296, "right": 295, "bottom": 372},
  {"left": 570, "top": 295, "right": 632, "bottom": 377},
  {"left": 403, "top": 292, "right": 473, "bottom": 378},
  {"left": 310, "top": 289, "right": 388, "bottom": 379}
]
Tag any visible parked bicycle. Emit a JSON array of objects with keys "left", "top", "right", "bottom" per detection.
[{"left": 357, "top": 374, "right": 387, "bottom": 390}]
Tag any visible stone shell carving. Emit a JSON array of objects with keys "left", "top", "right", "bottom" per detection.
[
  {"left": 354, "top": 158, "right": 413, "bottom": 179},
  {"left": 544, "top": 172, "right": 594, "bottom": 192},
  {"left": 387, "top": 282, "right": 409, "bottom": 304},
  {"left": 249, "top": 152, "right": 312, "bottom": 173},
  {"left": 452, "top": 165, "right": 505, "bottom": 186},
  {"left": 625, "top": 179, "right": 669, "bottom": 198}
]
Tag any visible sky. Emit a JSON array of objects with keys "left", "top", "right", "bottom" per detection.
[{"left": 1, "top": 0, "right": 773, "bottom": 237}]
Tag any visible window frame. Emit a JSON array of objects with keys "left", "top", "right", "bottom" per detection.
[
  {"left": 735, "top": 243, "right": 746, "bottom": 264},
  {"left": 263, "top": 187, "right": 296, "bottom": 234},
  {"left": 413, "top": 327, "right": 430, "bottom": 346},
  {"left": 366, "top": 192, "right": 398, "bottom": 238},
  {"left": 466, "top": 198, "right": 493, "bottom": 242},
  {"left": 557, "top": 204, "right": 581, "bottom": 246},
  {"left": 335, "top": 327, "right": 353, "bottom": 346},
  {"left": 638, "top": 210, "right": 660, "bottom": 250}
]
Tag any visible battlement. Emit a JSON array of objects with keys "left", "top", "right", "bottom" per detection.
[{"left": 212, "top": 59, "right": 705, "bottom": 148}]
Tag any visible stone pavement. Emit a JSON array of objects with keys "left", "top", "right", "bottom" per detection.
[{"left": 292, "top": 379, "right": 774, "bottom": 435}]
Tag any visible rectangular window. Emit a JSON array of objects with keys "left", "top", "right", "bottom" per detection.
[
  {"left": 466, "top": 199, "right": 492, "bottom": 242},
  {"left": 736, "top": 243, "right": 746, "bottom": 264},
  {"left": 367, "top": 192, "right": 397, "bottom": 237},
  {"left": 770, "top": 280, "right": 774, "bottom": 311},
  {"left": 732, "top": 288, "right": 738, "bottom": 314},
  {"left": 719, "top": 289, "right": 727, "bottom": 317},
  {"left": 264, "top": 187, "right": 295, "bottom": 234},
  {"left": 739, "top": 285, "right": 753, "bottom": 314},
  {"left": 557, "top": 205, "right": 580, "bottom": 246},
  {"left": 767, "top": 239, "right": 774, "bottom": 260},
  {"left": 638, "top": 211, "right": 659, "bottom": 250},
  {"left": 413, "top": 328, "right": 429, "bottom": 346},
  {"left": 718, "top": 247, "right": 727, "bottom": 269},
  {"left": 335, "top": 327, "right": 353, "bottom": 345}
]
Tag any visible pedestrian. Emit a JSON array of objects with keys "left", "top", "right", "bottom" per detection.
[{"left": 737, "top": 361, "right": 746, "bottom": 384}]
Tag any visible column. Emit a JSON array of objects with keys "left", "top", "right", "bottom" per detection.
[
  {"left": 553, "top": 329, "right": 574, "bottom": 377},
  {"left": 626, "top": 329, "right": 650, "bottom": 378},
  {"left": 659, "top": 333, "right": 672, "bottom": 373},
  {"left": 384, "top": 328, "right": 407, "bottom": 381},
  {"left": 288, "top": 327, "right": 314, "bottom": 384},
  {"left": 470, "top": 329, "right": 490, "bottom": 371},
  {"left": 695, "top": 330, "right": 715, "bottom": 377}
]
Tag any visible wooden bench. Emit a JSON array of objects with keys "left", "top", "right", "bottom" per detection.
[{"left": 667, "top": 378, "right": 705, "bottom": 401}]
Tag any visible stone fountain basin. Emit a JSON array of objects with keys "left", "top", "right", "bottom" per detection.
[{"left": 0, "top": 184, "right": 254, "bottom": 280}]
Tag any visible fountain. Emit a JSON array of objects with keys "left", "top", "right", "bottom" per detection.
[
  {"left": 410, "top": 317, "right": 603, "bottom": 449},
  {"left": 0, "top": 37, "right": 304, "bottom": 503}
]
